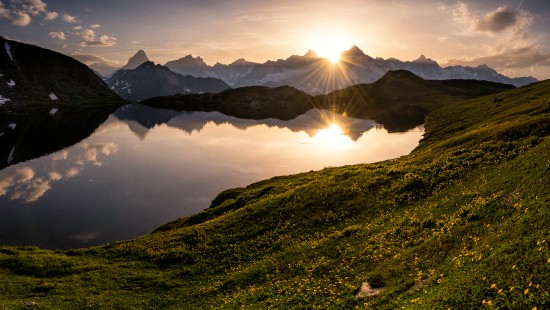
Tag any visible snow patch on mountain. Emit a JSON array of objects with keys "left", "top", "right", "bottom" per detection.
[
  {"left": 49, "top": 108, "right": 58, "bottom": 116},
  {"left": 49, "top": 93, "right": 59, "bottom": 100},
  {"left": 6, "top": 79, "right": 15, "bottom": 87},
  {"left": 5, "top": 42, "right": 13, "bottom": 61},
  {"left": 0, "top": 95, "right": 11, "bottom": 105},
  {"left": 7, "top": 146, "right": 15, "bottom": 164}
]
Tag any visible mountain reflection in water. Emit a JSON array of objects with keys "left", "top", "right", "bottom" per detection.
[{"left": 0, "top": 104, "right": 423, "bottom": 249}]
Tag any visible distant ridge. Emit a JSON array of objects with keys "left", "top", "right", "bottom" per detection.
[{"left": 86, "top": 46, "right": 537, "bottom": 95}]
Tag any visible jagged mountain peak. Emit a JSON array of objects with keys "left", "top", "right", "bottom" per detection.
[
  {"left": 121, "top": 50, "right": 150, "bottom": 70},
  {"left": 304, "top": 49, "right": 318, "bottom": 58},
  {"left": 475, "top": 64, "right": 493, "bottom": 70},
  {"left": 230, "top": 58, "right": 256, "bottom": 66},
  {"left": 414, "top": 54, "right": 438, "bottom": 65},
  {"left": 343, "top": 45, "right": 366, "bottom": 57}
]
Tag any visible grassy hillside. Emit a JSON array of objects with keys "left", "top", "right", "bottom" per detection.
[{"left": 0, "top": 80, "right": 549, "bottom": 309}]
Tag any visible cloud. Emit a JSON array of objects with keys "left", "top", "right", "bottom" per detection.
[
  {"left": 0, "top": 141, "right": 119, "bottom": 203},
  {"left": 0, "top": 0, "right": 59, "bottom": 26},
  {"left": 70, "top": 53, "right": 121, "bottom": 66},
  {"left": 11, "top": 11, "right": 31, "bottom": 26},
  {"left": 48, "top": 171, "right": 62, "bottom": 181},
  {"left": 10, "top": 176, "right": 51, "bottom": 202},
  {"left": 19, "top": 0, "right": 47, "bottom": 16},
  {"left": 81, "top": 142, "right": 118, "bottom": 165},
  {"left": 90, "top": 23, "right": 100, "bottom": 29},
  {"left": 52, "top": 150, "right": 68, "bottom": 160},
  {"left": 62, "top": 13, "right": 77, "bottom": 23},
  {"left": 81, "top": 34, "right": 117, "bottom": 47},
  {"left": 73, "top": 25, "right": 82, "bottom": 30},
  {"left": 0, "top": 167, "right": 34, "bottom": 196},
  {"left": 81, "top": 29, "right": 96, "bottom": 41},
  {"left": 0, "top": 2, "right": 9, "bottom": 19},
  {"left": 476, "top": 6, "right": 517, "bottom": 33},
  {"left": 49, "top": 31, "right": 66, "bottom": 40},
  {"left": 0, "top": 167, "right": 51, "bottom": 203},
  {"left": 446, "top": 45, "right": 550, "bottom": 69},
  {"left": 65, "top": 167, "right": 81, "bottom": 178},
  {"left": 44, "top": 11, "right": 57, "bottom": 20}
]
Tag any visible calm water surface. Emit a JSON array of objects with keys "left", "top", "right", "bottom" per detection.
[{"left": 0, "top": 104, "right": 424, "bottom": 249}]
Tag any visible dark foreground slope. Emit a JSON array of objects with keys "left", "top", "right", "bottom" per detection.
[
  {"left": 0, "top": 80, "right": 549, "bottom": 309},
  {"left": 0, "top": 36, "right": 124, "bottom": 109},
  {"left": 0, "top": 37, "right": 126, "bottom": 169}
]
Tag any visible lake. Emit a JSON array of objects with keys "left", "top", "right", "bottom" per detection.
[{"left": 0, "top": 104, "right": 424, "bottom": 249}]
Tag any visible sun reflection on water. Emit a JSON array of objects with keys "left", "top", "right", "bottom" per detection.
[{"left": 312, "top": 123, "right": 353, "bottom": 151}]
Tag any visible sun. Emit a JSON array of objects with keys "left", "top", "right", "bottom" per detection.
[
  {"left": 304, "top": 30, "right": 356, "bottom": 64},
  {"left": 326, "top": 51, "right": 342, "bottom": 63}
]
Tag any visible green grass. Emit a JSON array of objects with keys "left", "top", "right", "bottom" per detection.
[{"left": 0, "top": 80, "right": 549, "bottom": 309}]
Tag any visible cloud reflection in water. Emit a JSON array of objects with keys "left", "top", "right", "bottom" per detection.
[{"left": 0, "top": 142, "right": 118, "bottom": 203}]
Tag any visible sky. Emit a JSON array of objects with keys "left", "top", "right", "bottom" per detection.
[{"left": 1, "top": 0, "right": 550, "bottom": 79}]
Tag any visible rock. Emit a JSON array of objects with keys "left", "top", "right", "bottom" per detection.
[{"left": 356, "top": 281, "right": 384, "bottom": 298}]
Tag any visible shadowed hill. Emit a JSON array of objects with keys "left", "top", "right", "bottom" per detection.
[
  {"left": 141, "top": 70, "right": 514, "bottom": 128},
  {"left": 0, "top": 37, "right": 125, "bottom": 169},
  {"left": 142, "top": 85, "right": 314, "bottom": 120},
  {"left": 0, "top": 36, "right": 124, "bottom": 109},
  {"left": 316, "top": 70, "right": 515, "bottom": 131}
]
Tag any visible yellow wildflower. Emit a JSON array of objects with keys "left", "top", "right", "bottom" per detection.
[
  {"left": 437, "top": 279, "right": 442, "bottom": 284},
  {"left": 490, "top": 284, "right": 497, "bottom": 289},
  {"left": 524, "top": 289, "right": 529, "bottom": 295},
  {"left": 510, "top": 287, "right": 515, "bottom": 291},
  {"left": 487, "top": 300, "right": 493, "bottom": 305},
  {"left": 532, "top": 307, "right": 537, "bottom": 310}
]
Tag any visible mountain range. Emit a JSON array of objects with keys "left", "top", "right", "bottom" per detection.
[
  {"left": 107, "top": 61, "right": 231, "bottom": 102},
  {"left": 91, "top": 46, "right": 536, "bottom": 95}
]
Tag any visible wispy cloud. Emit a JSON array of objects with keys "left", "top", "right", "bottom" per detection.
[
  {"left": 446, "top": 46, "right": 550, "bottom": 69},
  {"left": 440, "top": 2, "right": 547, "bottom": 77}
]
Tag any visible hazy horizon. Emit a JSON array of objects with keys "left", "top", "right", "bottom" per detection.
[{"left": 1, "top": 0, "right": 550, "bottom": 79}]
